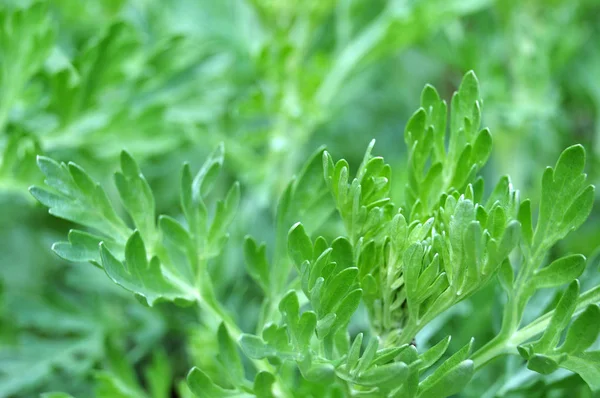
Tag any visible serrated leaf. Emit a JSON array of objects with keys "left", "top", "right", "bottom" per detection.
[
  {"left": 99, "top": 232, "right": 191, "bottom": 306},
  {"left": 31, "top": 157, "right": 129, "bottom": 239},
  {"left": 52, "top": 229, "right": 118, "bottom": 265},
  {"left": 159, "top": 215, "right": 196, "bottom": 282},
  {"left": 535, "top": 145, "right": 594, "bottom": 247}
]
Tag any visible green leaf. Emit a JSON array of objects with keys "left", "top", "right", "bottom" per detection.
[
  {"left": 320, "top": 267, "right": 359, "bottom": 315},
  {"left": 297, "top": 311, "right": 317, "bottom": 349},
  {"left": 533, "top": 280, "right": 580, "bottom": 353},
  {"left": 52, "top": 229, "right": 118, "bottom": 265},
  {"left": 95, "top": 372, "right": 143, "bottom": 398},
  {"left": 561, "top": 352, "right": 600, "bottom": 392},
  {"left": 346, "top": 333, "right": 364, "bottom": 371},
  {"left": 192, "top": 143, "right": 224, "bottom": 199},
  {"left": 187, "top": 367, "right": 235, "bottom": 398},
  {"left": 559, "top": 304, "right": 600, "bottom": 354},
  {"left": 331, "top": 288, "right": 362, "bottom": 333},
  {"left": 518, "top": 199, "right": 533, "bottom": 247},
  {"left": 304, "top": 363, "right": 335, "bottom": 382},
  {"left": 217, "top": 323, "right": 244, "bottom": 386},
  {"left": 159, "top": 215, "right": 196, "bottom": 283},
  {"left": 31, "top": 156, "right": 130, "bottom": 240},
  {"left": 115, "top": 150, "right": 156, "bottom": 241},
  {"left": 144, "top": 349, "right": 172, "bottom": 398},
  {"left": 207, "top": 182, "right": 240, "bottom": 254},
  {"left": 527, "top": 354, "right": 561, "bottom": 375},
  {"left": 290, "top": 147, "right": 334, "bottom": 233},
  {"left": 288, "top": 222, "right": 313, "bottom": 269},
  {"left": 418, "top": 338, "right": 474, "bottom": 397},
  {"left": 99, "top": 232, "right": 192, "bottom": 306},
  {"left": 418, "top": 336, "right": 451, "bottom": 371},
  {"left": 404, "top": 243, "right": 424, "bottom": 314},
  {"left": 534, "top": 145, "right": 594, "bottom": 248},
  {"left": 253, "top": 372, "right": 275, "bottom": 398},
  {"left": 243, "top": 236, "right": 270, "bottom": 292},
  {"left": 308, "top": 247, "right": 333, "bottom": 292},
  {"left": 532, "top": 254, "right": 586, "bottom": 289},
  {"left": 181, "top": 162, "right": 207, "bottom": 241},
  {"left": 498, "top": 259, "right": 514, "bottom": 292},
  {"left": 316, "top": 313, "right": 337, "bottom": 339},
  {"left": 354, "top": 336, "right": 379, "bottom": 376},
  {"left": 355, "top": 361, "right": 408, "bottom": 388},
  {"left": 417, "top": 360, "right": 474, "bottom": 398},
  {"left": 372, "top": 346, "right": 407, "bottom": 366},
  {"left": 239, "top": 335, "right": 276, "bottom": 359}
]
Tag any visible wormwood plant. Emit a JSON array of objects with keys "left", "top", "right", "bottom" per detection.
[{"left": 31, "top": 72, "right": 599, "bottom": 397}]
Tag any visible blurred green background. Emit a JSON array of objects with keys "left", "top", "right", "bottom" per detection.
[{"left": 1, "top": 0, "right": 599, "bottom": 396}]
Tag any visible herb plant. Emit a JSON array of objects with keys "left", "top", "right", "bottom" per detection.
[{"left": 27, "top": 71, "right": 600, "bottom": 397}]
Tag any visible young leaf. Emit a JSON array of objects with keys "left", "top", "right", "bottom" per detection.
[
  {"left": 558, "top": 304, "right": 600, "bottom": 355},
  {"left": 187, "top": 367, "right": 237, "bottom": 398},
  {"left": 532, "top": 255, "right": 586, "bottom": 289},
  {"left": 253, "top": 372, "right": 275, "bottom": 398},
  {"left": 31, "top": 156, "right": 130, "bottom": 240},
  {"left": 99, "top": 232, "right": 193, "bottom": 306},
  {"left": 532, "top": 280, "right": 580, "bottom": 353},
  {"left": 418, "top": 336, "right": 451, "bottom": 371},
  {"left": 417, "top": 360, "right": 474, "bottom": 398},
  {"left": 417, "top": 338, "right": 474, "bottom": 397},
  {"left": 355, "top": 361, "right": 408, "bottom": 388},
  {"left": 217, "top": 323, "right": 245, "bottom": 385},
  {"left": 288, "top": 222, "right": 313, "bottom": 269},
  {"left": 560, "top": 352, "right": 600, "bottom": 392},
  {"left": 534, "top": 145, "right": 594, "bottom": 248},
  {"left": 243, "top": 236, "right": 270, "bottom": 292},
  {"left": 115, "top": 150, "right": 156, "bottom": 241},
  {"left": 239, "top": 335, "right": 276, "bottom": 359}
]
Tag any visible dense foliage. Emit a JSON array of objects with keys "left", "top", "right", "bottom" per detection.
[{"left": 2, "top": 1, "right": 600, "bottom": 397}]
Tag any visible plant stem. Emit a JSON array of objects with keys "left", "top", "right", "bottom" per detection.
[{"left": 472, "top": 285, "right": 600, "bottom": 370}]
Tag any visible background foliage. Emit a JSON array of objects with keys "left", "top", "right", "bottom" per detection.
[{"left": 1, "top": 0, "right": 600, "bottom": 397}]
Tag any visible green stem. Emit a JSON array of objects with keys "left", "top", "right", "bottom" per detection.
[
  {"left": 512, "top": 285, "right": 600, "bottom": 345},
  {"left": 472, "top": 285, "right": 600, "bottom": 370}
]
